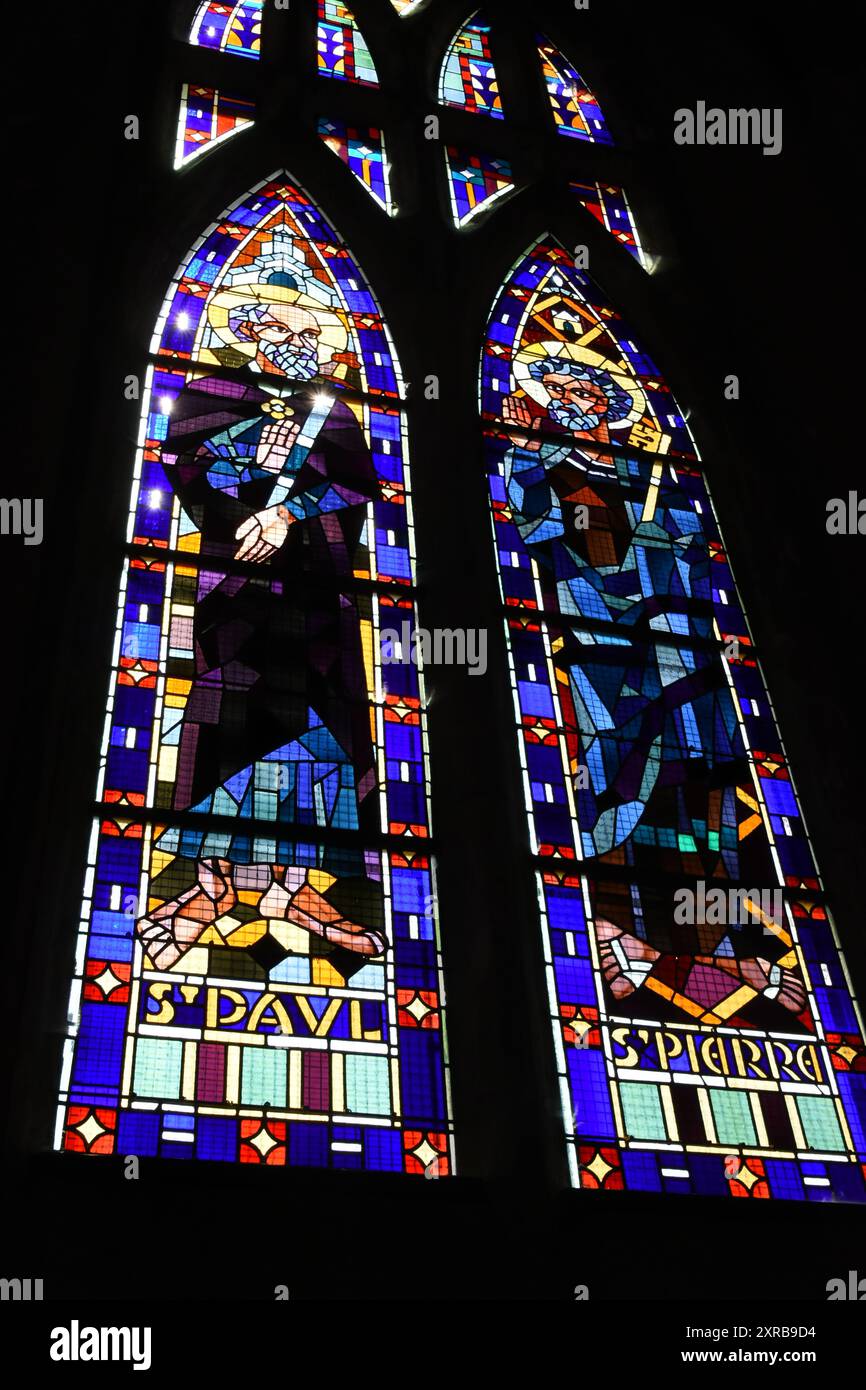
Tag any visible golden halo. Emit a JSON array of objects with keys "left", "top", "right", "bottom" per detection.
[
  {"left": 206, "top": 281, "right": 349, "bottom": 362},
  {"left": 513, "top": 340, "right": 646, "bottom": 427}
]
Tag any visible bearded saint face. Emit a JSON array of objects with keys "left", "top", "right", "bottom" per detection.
[
  {"left": 543, "top": 371, "right": 611, "bottom": 431},
  {"left": 235, "top": 302, "right": 322, "bottom": 379}
]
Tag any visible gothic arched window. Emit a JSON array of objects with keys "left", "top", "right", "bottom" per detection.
[
  {"left": 53, "top": 3, "right": 864, "bottom": 1206},
  {"left": 57, "top": 3, "right": 452, "bottom": 1173},
  {"left": 483, "top": 235, "right": 865, "bottom": 1198}
]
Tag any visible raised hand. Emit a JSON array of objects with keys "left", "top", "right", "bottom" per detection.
[
  {"left": 255, "top": 417, "right": 301, "bottom": 475},
  {"left": 502, "top": 393, "right": 542, "bottom": 449},
  {"left": 234, "top": 504, "right": 293, "bottom": 563}
]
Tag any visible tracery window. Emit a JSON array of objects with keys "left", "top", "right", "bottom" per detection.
[
  {"left": 55, "top": 3, "right": 864, "bottom": 1202},
  {"left": 190, "top": 1, "right": 263, "bottom": 60},
  {"left": 57, "top": 7, "right": 452, "bottom": 1175},
  {"left": 438, "top": 11, "right": 503, "bottom": 118},
  {"left": 483, "top": 236, "right": 864, "bottom": 1198}
]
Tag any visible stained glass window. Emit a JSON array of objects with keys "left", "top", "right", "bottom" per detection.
[
  {"left": 445, "top": 147, "right": 514, "bottom": 227},
  {"left": 317, "top": 0, "right": 379, "bottom": 87},
  {"left": 439, "top": 11, "right": 503, "bottom": 119},
  {"left": 174, "top": 85, "right": 255, "bottom": 168},
  {"left": 538, "top": 35, "right": 613, "bottom": 145},
  {"left": 481, "top": 237, "right": 866, "bottom": 1201},
  {"left": 56, "top": 175, "right": 453, "bottom": 1174},
  {"left": 190, "top": 1, "right": 262, "bottom": 60},
  {"left": 570, "top": 180, "right": 646, "bottom": 267},
  {"left": 51, "top": 3, "right": 863, "bottom": 1221},
  {"left": 318, "top": 118, "right": 394, "bottom": 213}
]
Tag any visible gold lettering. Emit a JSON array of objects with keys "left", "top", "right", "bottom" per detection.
[
  {"left": 768, "top": 1040, "right": 798, "bottom": 1081},
  {"left": 611, "top": 1026, "right": 639, "bottom": 1068},
  {"left": 294, "top": 995, "right": 344, "bottom": 1038},
  {"left": 349, "top": 999, "right": 382, "bottom": 1042},
  {"left": 731, "top": 1037, "right": 767, "bottom": 1080},
  {"left": 700, "top": 1036, "right": 730, "bottom": 1076},
  {"left": 146, "top": 982, "right": 175, "bottom": 1025},
  {"left": 795, "top": 1043, "right": 824, "bottom": 1084},
  {"left": 656, "top": 1031, "right": 684, "bottom": 1070},
  {"left": 206, "top": 987, "right": 248, "bottom": 1029},
  {"left": 248, "top": 993, "right": 293, "bottom": 1035}
]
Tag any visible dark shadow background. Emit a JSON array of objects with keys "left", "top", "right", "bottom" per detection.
[{"left": 1, "top": 0, "right": 863, "bottom": 1300}]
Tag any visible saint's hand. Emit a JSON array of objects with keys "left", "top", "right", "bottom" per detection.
[
  {"left": 234, "top": 504, "right": 293, "bottom": 563},
  {"left": 502, "top": 394, "right": 541, "bottom": 450}
]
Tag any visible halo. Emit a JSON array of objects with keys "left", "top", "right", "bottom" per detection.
[
  {"left": 206, "top": 280, "right": 349, "bottom": 362},
  {"left": 513, "top": 340, "right": 646, "bottom": 427}
]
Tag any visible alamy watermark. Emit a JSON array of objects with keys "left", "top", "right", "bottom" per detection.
[
  {"left": 673, "top": 880, "right": 783, "bottom": 932},
  {"left": 1, "top": 1276, "right": 43, "bottom": 1300},
  {"left": 381, "top": 622, "right": 487, "bottom": 676},
  {"left": 826, "top": 1270, "right": 865, "bottom": 1300},
  {"left": 826, "top": 491, "right": 865, "bottom": 535},
  {"left": 674, "top": 102, "right": 782, "bottom": 157},
  {"left": 0, "top": 497, "right": 43, "bottom": 545},
  {"left": 49, "top": 1321, "right": 152, "bottom": 1371}
]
